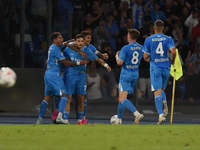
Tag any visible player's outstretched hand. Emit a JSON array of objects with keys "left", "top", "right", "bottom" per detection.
[
  {"left": 80, "top": 51, "right": 88, "bottom": 59},
  {"left": 102, "top": 53, "right": 109, "bottom": 59},
  {"left": 107, "top": 65, "right": 111, "bottom": 73},
  {"left": 80, "top": 60, "right": 89, "bottom": 65}
]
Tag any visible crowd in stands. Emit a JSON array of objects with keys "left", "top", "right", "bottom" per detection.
[{"left": 0, "top": 0, "right": 200, "bottom": 102}]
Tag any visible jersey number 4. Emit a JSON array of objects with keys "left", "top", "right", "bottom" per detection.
[{"left": 156, "top": 42, "right": 164, "bottom": 57}]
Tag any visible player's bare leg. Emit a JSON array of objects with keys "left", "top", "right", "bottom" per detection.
[
  {"left": 77, "top": 94, "right": 85, "bottom": 124},
  {"left": 119, "top": 91, "right": 144, "bottom": 124}
]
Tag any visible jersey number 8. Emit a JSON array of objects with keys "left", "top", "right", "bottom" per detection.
[{"left": 131, "top": 51, "right": 139, "bottom": 64}]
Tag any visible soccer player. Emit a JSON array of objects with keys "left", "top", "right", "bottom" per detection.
[
  {"left": 115, "top": 29, "right": 144, "bottom": 124},
  {"left": 80, "top": 30, "right": 108, "bottom": 124},
  {"left": 63, "top": 34, "right": 111, "bottom": 124},
  {"left": 51, "top": 38, "right": 88, "bottom": 124},
  {"left": 36, "top": 32, "right": 88, "bottom": 124},
  {"left": 65, "top": 31, "right": 110, "bottom": 124},
  {"left": 51, "top": 31, "right": 109, "bottom": 124},
  {"left": 142, "top": 20, "right": 176, "bottom": 125},
  {"left": 68, "top": 31, "right": 109, "bottom": 60}
]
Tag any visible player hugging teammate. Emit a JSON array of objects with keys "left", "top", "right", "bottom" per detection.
[
  {"left": 37, "top": 20, "right": 176, "bottom": 125},
  {"left": 36, "top": 31, "right": 110, "bottom": 124}
]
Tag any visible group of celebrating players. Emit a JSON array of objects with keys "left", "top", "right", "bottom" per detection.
[{"left": 36, "top": 19, "right": 176, "bottom": 125}]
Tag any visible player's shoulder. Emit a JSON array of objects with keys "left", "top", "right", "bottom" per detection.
[
  {"left": 87, "top": 44, "right": 91, "bottom": 48},
  {"left": 50, "top": 44, "right": 57, "bottom": 50},
  {"left": 64, "top": 46, "right": 74, "bottom": 54},
  {"left": 145, "top": 35, "right": 153, "bottom": 41},
  {"left": 121, "top": 44, "right": 130, "bottom": 51},
  {"left": 50, "top": 44, "right": 61, "bottom": 53},
  {"left": 123, "top": 44, "right": 131, "bottom": 48},
  {"left": 165, "top": 35, "right": 173, "bottom": 40},
  {"left": 159, "top": 33, "right": 171, "bottom": 39},
  {"left": 64, "top": 46, "right": 70, "bottom": 51},
  {"left": 83, "top": 46, "right": 90, "bottom": 53},
  {"left": 136, "top": 42, "right": 143, "bottom": 48},
  {"left": 131, "top": 42, "right": 143, "bottom": 49},
  {"left": 88, "top": 44, "right": 96, "bottom": 51}
]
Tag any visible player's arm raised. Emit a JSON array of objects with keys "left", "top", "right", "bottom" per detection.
[
  {"left": 67, "top": 44, "right": 88, "bottom": 59},
  {"left": 61, "top": 39, "right": 75, "bottom": 51},
  {"left": 115, "top": 51, "right": 123, "bottom": 66},
  {"left": 89, "top": 43, "right": 109, "bottom": 59},
  {"left": 61, "top": 59, "right": 89, "bottom": 66},
  {"left": 96, "top": 51, "right": 109, "bottom": 59},
  {"left": 96, "top": 58, "right": 111, "bottom": 73},
  {"left": 62, "top": 40, "right": 88, "bottom": 58},
  {"left": 63, "top": 39, "right": 75, "bottom": 47}
]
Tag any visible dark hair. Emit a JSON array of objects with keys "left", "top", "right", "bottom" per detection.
[
  {"left": 192, "top": 7, "right": 199, "bottom": 13},
  {"left": 144, "top": 15, "right": 152, "bottom": 22},
  {"left": 93, "top": 0, "right": 100, "bottom": 6},
  {"left": 128, "top": 29, "right": 140, "bottom": 40},
  {"left": 81, "top": 30, "right": 92, "bottom": 37},
  {"left": 123, "top": 1, "right": 128, "bottom": 5},
  {"left": 126, "top": 17, "right": 133, "bottom": 22},
  {"left": 182, "top": 6, "right": 189, "bottom": 11},
  {"left": 50, "top": 32, "right": 61, "bottom": 42},
  {"left": 88, "top": 60, "right": 97, "bottom": 67},
  {"left": 148, "top": 22, "right": 154, "bottom": 27},
  {"left": 154, "top": 20, "right": 164, "bottom": 27},
  {"left": 75, "top": 34, "right": 84, "bottom": 40},
  {"left": 153, "top": 1, "right": 160, "bottom": 7}
]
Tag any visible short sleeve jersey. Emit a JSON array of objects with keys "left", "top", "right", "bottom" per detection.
[
  {"left": 86, "top": 44, "right": 98, "bottom": 54},
  {"left": 46, "top": 43, "right": 65, "bottom": 75},
  {"left": 118, "top": 42, "right": 143, "bottom": 79},
  {"left": 142, "top": 33, "right": 175, "bottom": 70},
  {"left": 63, "top": 46, "right": 98, "bottom": 75}
]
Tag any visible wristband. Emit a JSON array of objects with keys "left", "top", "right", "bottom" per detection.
[
  {"left": 95, "top": 50, "right": 100, "bottom": 55},
  {"left": 115, "top": 55, "right": 119, "bottom": 58},
  {"left": 76, "top": 61, "right": 80, "bottom": 65},
  {"left": 104, "top": 63, "right": 108, "bottom": 68}
]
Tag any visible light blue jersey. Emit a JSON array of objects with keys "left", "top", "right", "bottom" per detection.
[
  {"left": 63, "top": 46, "right": 97, "bottom": 75},
  {"left": 63, "top": 45, "right": 98, "bottom": 95},
  {"left": 142, "top": 33, "right": 175, "bottom": 70},
  {"left": 86, "top": 44, "right": 98, "bottom": 54},
  {"left": 119, "top": 42, "right": 143, "bottom": 80},
  {"left": 118, "top": 42, "right": 143, "bottom": 94},
  {"left": 142, "top": 33, "right": 175, "bottom": 91},
  {"left": 45, "top": 43, "right": 67, "bottom": 96},
  {"left": 46, "top": 43, "right": 65, "bottom": 75}
]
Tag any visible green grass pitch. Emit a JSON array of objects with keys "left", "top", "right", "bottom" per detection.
[{"left": 0, "top": 124, "right": 199, "bottom": 150}]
